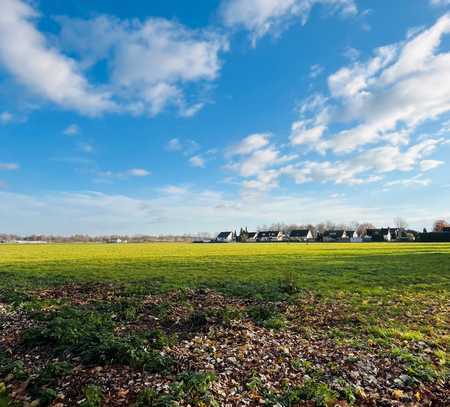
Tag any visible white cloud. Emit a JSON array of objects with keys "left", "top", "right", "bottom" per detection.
[
  {"left": 0, "top": 163, "right": 19, "bottom": 170},
  {"left": 226, "top": 133, "right": 297, "bottom": 193},
  {"left": 309, "top": 64, "right": 324, "bottom": 79},
  {"left": 291, "top": 14, "right": 450, "bottom": 155},
  {"left": 189, "top": 155, "right": 206, "bottom": 168},
  {"left": 0, "top": 1, "right": 227, "bottom": 117},
  {"left": 0, "top": 0, "right": 115, "bottom": 115},
  {"left": 226, "top": 133, "right": 271, "bottom": 156},
  {"left": 96, "top": 168, "right": 151, "bottom": 180},
  {"left": 290, "top": 121, "right": 327, "bottom": 152},
  {"left": 58, "top": 16, "right": 228, "bottom": 117},
  {"left": 328, "top": 14, "right": 450, "bottom": 153},
  {"left": 420, "top": 159, "right": 445, "bottom": 171},
  {"left": 63, "top": 124, "right": 79, "bottom": 136},
  {"left": 384, "top": 176, "right": 431, "bottom": 188},
  {"left": 342, "top": 46, "right": 360, "bottom": 61},
  {"left": 161, "top": 185, "right": 188, "bottom": 195},
  {"left": 127, "top": 168, "right": 151, "bottom": 177},
  {"left": 283, "top": 137, "right": 443, "bottom": 186},
  {"left": 0, "top": 189, "right": 446, "bottom": 235},
  {"left": 229, "top": 146, "right": 296, "bottom": 177},
  {"left": 221, "top": 0, "right": 357, "bottom": 44},
  {"left": 0, "top": 111, "right": 13, "bottom": 124}
]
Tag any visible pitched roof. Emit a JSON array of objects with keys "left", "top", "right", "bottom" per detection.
[
  {"left": 289, "top": 229, "right": 311, "bottom": 238},
  {"left": 366, "top": 228, "right": 395, "bottom": 236},
  {"left": 323, "top": 230, "right": 345, "bottom": 237},
  {"left": 257, "top": 231, "right": 279, "bottom": 238},
  {"left": 216, "top": 231, "right": 232, "bottom": 239},
  {"left": 246, "top": 232, "right": 257, "bottom": 238}
]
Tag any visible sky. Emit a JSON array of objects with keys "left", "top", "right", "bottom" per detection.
[{"left": 1, "top": 0, "right": 450, "bottom": 235}]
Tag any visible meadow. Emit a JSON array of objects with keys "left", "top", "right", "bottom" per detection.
[{"left": 0, "top": 243, "right": 449, "bottom": 406}]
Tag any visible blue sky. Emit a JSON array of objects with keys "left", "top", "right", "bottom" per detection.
[{"left": 1, "top": 0, "right": 450, "bottom": 235}]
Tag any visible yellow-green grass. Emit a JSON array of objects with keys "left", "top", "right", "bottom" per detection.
[{"left": 0, "top": 242, "right": 449, "bottom": 294}]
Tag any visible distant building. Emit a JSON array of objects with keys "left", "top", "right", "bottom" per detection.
[
  {"left": 443, "top": 227, "right": 450, "bottom": 233},
  {"left": 348, "top": 231, "right": 363, "bottom": 243},
  {"left": 289, "top": 229, "right": 313, "bottom": 242},
  {"left": 364, "top": 228, "right": 398, "bottom": 242},
  {"left": 256, "top": 231, "right": 283, "bottom": 242},
  {"left": 215, "top": 231, "right": 234, "bottom": 243},
  {"left": 245, "top": 232, "right": 257, "bottom": 241},
  {"left": 322, "top": 230, "right": 347, "bottom": 242}
]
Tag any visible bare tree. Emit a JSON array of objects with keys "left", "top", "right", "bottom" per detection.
[
  {"left": 433, "top": 219, "right": 449, "bottom": 232},
  {"left": 356, "top": 223, "right": 375, "bottom": 236}
]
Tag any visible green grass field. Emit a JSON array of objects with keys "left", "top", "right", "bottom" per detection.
[
  {"left": 0, "top": 243, "right": 449, "bottom": 406},
  {"left": 1, "top": 242, "right": 449, "bottom": 294}
]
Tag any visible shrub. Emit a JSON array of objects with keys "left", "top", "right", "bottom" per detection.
[
  {"left": 22, "top": 308, "right": 174, "bottom": 372},
  {"left": 280, "top": 380, "right": 338, "bottom": 407},
  {"left": 80, "top": 385, "right": 103, "bottom": 407},
  {"left": 170, "top": 371, "right": 218, "bottom": 406},
  {"left": 134, "top": 388, "right": 174, "bottom": 407},
  {"left": 37, "top": 361, "right": 72, "bottom": 385},
  {"left": 0, "top": 351, "right": 27, "bottom": 381},
  {"left": 147, "top": 330, "right": 177, "bottom": 350},
  {"left": 248, "top": 303, "right": 287, "bottom": 330}
]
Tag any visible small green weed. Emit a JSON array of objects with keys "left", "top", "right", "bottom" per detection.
[{"left": 80, "top": 385, "right": 103, "bottom": 407}]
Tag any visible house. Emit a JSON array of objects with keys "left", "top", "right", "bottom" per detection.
[
  {"left": 108, "top": 238, "right": 127, "bottom": 244},
  {"left": 255, "top": 231, "right": 283, "bottom": 242},
  {"left": 347, "top": 230, "right": 363, "bottom": 243},
  {"left": 289, "top": 229, "right": 313, "bottom": 242},
  {"left": 322, "top": 230, "right": 347, "bottom": 242},
  {"left": 397, "top": 229, "right": 418, "bottom": 241},
  {"left": 215, "top": 231, "right": 234, "bottom": 243},
  {"left": 364, "top": 228, "right": 398, "bottom": 242},
  {"left": 345, "top": 230, "right": 355, "bottom": 239},
  {"left": 246, "top": 232, "right": 257, "bottom": 241}
]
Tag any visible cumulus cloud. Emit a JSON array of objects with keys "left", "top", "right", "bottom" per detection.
[
  {"left": 0, "top": 0, "right": 115, "bottom": 115},
  {"left": 290, "top": 14, "right": 450, "bottom": 155},
  {"left": 0, "top": 0, "right": 227, "bottom": 117},
  {"left": 290, "top": 121, "right": 327, "bottom": 153},
  {"left": 220, "top": 0, "right": 357, "bottom": 44},
  {"left": 58, "top": 16, "right": 228, "bottom": 117},
  {"left": 225, "top": 133, "right": 297, "bottom": 193},
  {"left": 226, "top": 133, "right": 271, "bottom": 156}
]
